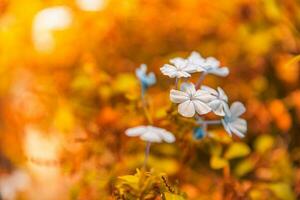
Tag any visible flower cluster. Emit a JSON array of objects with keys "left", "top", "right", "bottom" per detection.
[
  {"left": 160, "top": 51, "right": 229, "bottom": 79},
  {"left": 124, "top": 51, "right": 247, "bottom": 169},
  {"left": 162, "top": 51, "right": 247, "bottom": 138}
]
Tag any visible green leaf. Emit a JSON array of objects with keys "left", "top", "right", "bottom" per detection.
[
  {"left": 164, "top": 192, "right": 185, "bottom": 200},
  {"left": 254, "top": 135, "right": 274, "bottom": 154},
  {"left": 224, "top": 142, "right": 250, "bottom": 160},
  {"left": 210, "top": 156, "right": 228, "bottom": 169}
]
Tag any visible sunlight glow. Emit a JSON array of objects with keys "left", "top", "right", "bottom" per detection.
[
  {"left": 32, "top": 6, "right": 72, "bottom": 53},
  {"left": 76, "top": 0, "right": 106, "bottom": 11}
]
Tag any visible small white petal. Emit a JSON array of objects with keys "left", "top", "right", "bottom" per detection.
[
  {"left": 208, "top": 100, "right": 225, "bottom": 116},
  {"left": 187, "top": 51, "right": 204, "bottom": 63},
  {"left": 194, "top": 90, "right": 215, "bottom": 102},
  {"left": 201, "top": 85, "right": 218, "bottom": 96},
  {"left": 178, "top": 100, "right": 195, "bottom": 117},
  {"left": 204, "top": 57, "right": 220, "bottom": 68},
  {"left": 193, "top": 100, "right": 211, "bottom": 115},
  {"left": 141, "top": 130, "right": 162, "bottom": 143},
  {"left": 125, "top": 126, "right": 146, "bottom": 137},
  {"left": 160, "top": 64, "right": 177, "bottom": 78},
  {"left": 140, "top": 64, "right": 147, "bottom": 73},
  {"left": 183, "top": 65, "right": 198, "bottom": 73},
  {"left": 230, "top": 101, "right": 246, "bottom": 118},
  {"left": 158, "top": 130, "right": 175, "bottom": 143},
  {"left": 170, "top": 57, "right": 186, "bottom": 69},
  {"left": 182, "top": 82, "right": 196, "bottom": 95},
  {"left": 222, "top": 119, "right": 232, "bottom": 136},
  {"left": 229, "top": 118, "right": 247, "bottom": 137},
  {"left": 170, "top": 89, "right": 189, "bottom": 103},
  {"left": 217, "top": 87, "right": 228, "bottom": 101},
  {"left": 176, "top": 71, "right": 191, "bottom": 78},
  {"left": 209, "top": 67, "right": 229, "bottom": 77}
]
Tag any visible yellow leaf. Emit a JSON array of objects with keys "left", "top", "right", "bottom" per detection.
[
  {"left": 224, "top": 142, "right": 250, "bottom": 160},
  {"left": 254, "top": 135, "right": 274, "bottom": 154},
  {"left": 209, "top": 143, "right": 223, "bottom": 157},
  {"left": 53, "top": 105, "right": 75, "bottom": 133},
  {"left": 210, "top": 156, "right": 228, "bottom": 170},
  {"left": 234, "top": 158, "right": 255, "bottom": 177},
  {"left": 268, "top": 182, "right": 296, "bottom": 200},
  {"left": 118, "top": 175, "right": 139, "bottom": 190},
  {"left": 113, "top": 73, "right": 138, "bottom": 94},
  {"left": 164, "top": 192, "right": 185, "bottom": 200}
]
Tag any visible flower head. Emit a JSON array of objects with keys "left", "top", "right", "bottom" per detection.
[
  {"left": 187, "top": 52, "right": 229, "bottom": 77},
  {"left": 187, "top": 51, "right": 206, "bottom": 70},
  {"left": 125, "top": 125, "right": 175, "bottom": 143},
  {"left": 160, "top": 57, "right": 197, "bottom": 78},
  {"left": 170, "top": 82, "right": 213, "bottom": 117},
  {"left": 202, "top": 56, "right": 229, "bottom": 76},
  {"left": 221, "top": 102, "right": 247, "bottom": 137},
  {"left": 136, "top": 64, "right": 156, "bottom": 89},
  {"left": 201, "top": 86, "right": 229, "bottom": 116}
]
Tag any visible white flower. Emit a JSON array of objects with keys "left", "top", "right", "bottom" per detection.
[
  {"left": 187, "top": 52, "right": 229, "bottom": 76},
  {"left": 160, "top": 57, "right": 197, "bottom": 78},
  {"left": 170, "top": 82, "right": 213, "bottom": 117},
  {"left": 202, "top": 56, "right": 229, "bottom": 76},
  {"left": 201, "top": 86, "right": 229, "bottom": 116},
  {"left": 186, "top": 51, "right": 206, "bottom": 71},
  {"left": 125, "top": 125, "right": 175, "bottom": 143},
  {"left": 221, "top": 101, "right": 247, "bottom": 138},
  {"left": 135, "top": 64, "right": 156, "bottom": 88}
]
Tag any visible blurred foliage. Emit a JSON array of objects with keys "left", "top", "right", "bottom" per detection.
[
  {"left": 0, "top": 0, "right": 300, "bottom": 199},
  {"left": 114, "top": 169, "right": 186, "bottom": 199}
]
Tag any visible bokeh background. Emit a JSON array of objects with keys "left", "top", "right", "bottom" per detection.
[{"left": 0, "top": 0, "right": 300, "bottom": 199}]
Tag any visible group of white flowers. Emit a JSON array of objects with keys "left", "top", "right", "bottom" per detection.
[{"left": 125, "top": 51, "right": 247, "bottom": 153}]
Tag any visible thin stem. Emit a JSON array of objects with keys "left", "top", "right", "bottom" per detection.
[
  {"left": 140, "top": 82, "right": 153, "bottom": 124},
  {"left": 202, "top": 123, "right": 207, "bottom": 134},
  {"left": 175, "top": 77, "right": 179, "bottom": 89},
  {"left": 222, "top": 164, "right": 231, "bottom": 200},
  {"left": 141, "top": 84, "right": 145, "bottom": 100},
  {"left": 143, "top": 141, "right": 151, "bottom": 168},
  {"left": 198, "top": 120, "right": 221, "bottom": 125},
  {"left": 195, "top": 72, "right": 207, "bottom": 89}
]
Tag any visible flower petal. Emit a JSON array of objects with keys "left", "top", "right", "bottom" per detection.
[
  {"left": 125, "top": 126, "right": 146, "bottom": 137},
  {"left": 228, "top": 118, "right": 247, "bottom": 138},
  {"left": 209, "top": 67, "right": 229, "bottom": 77},
  {"left": 170, "top": 89, "right": 189, "bottom": 103},
  {"left": 193, "top": 100, "right": 211, "bottom": 115},
  {"left": 140, "top": 130, "right": 162, "bottom": 143},
  {"left": 217, "top": 87, "right": 228, "bottom": 101},
  {"left": 160, "top": 64, "right": 177, "bottom": 78},
  {"left": 177, "top": 71, "right": 191, "bottom": 78},
  {"left": 221, "top": 119, "right": 232, "bottom": 136},
  {"left": 204, "top": 57, "right": 220, "bottom": 68},
  {"left": 201, "top": 85, "right": 218, "bottom": 96},
  {"left": 194, "top": 90, "right": 215, "bottom": 102},
  {"left": 187, "top": 51, "right": 204, "bottom": 63},
  {"left": 170, "top": 57, "right": 186, "bottom": 69},
  {"left": 230, "top": 101, "right": 246, "bottom": 118},
  {"left": 182, "top": 82, "right": 196, "bottom": 95},
  {"left": 208, "top": 100, "right": 225, "bottom": 116},
  {"left": 158, "top": 130, "right": 175, "bottom": 143},
  {"left": 178, "top": 100, "right": 195, "bottom": 117}
]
